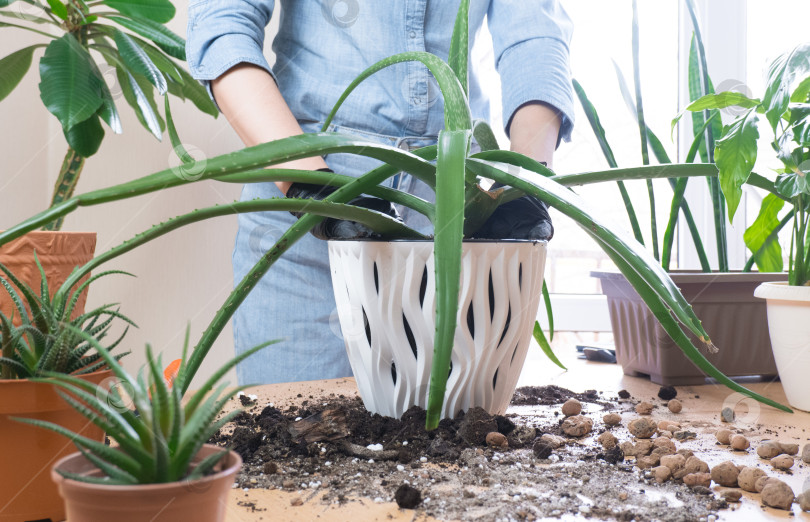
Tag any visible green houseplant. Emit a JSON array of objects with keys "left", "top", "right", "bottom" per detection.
[
  {"left": 0, "top": 0, "right": 792, "bottom": 430},
  {"left": 16, "top": 328, "right": 274, "bottom": 521},
  {"left": 684, "top": 41, "right": 810, "bottom": 410},
  {"left": 0, "top": 260, "right": 134, "bottom": 520},
  {"left": 580, "top": 0, "right": 783, "bottom": 385},
  {"left": 0, "top": 0, "right": 217, "bottom": 334}
]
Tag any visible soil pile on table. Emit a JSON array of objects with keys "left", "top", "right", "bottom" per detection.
[{"left": 212, "top": 386, "right": 726, "bottom": 521}]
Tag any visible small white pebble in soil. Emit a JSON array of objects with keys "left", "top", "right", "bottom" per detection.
[
  {"left": 368, "top": 459, "right": 374, "bottom": 464},
  {"left": 366, "top": 443, "right": 384, "bottom": 451},
  {"left": 374, "top": 497, "right": 384, "bottom": 503},
  {"left": 295, "top": 417, "right": 302, "bottom": 421},
  {"left": 397, "top": 465, "right": 405, "bottom": 472},
  {"left": 248, "top": 394, "right": 258, "bottom": 401},
  {"left": 492, "top": 455, "right": 500, "bottom": 461},
  {"left": 549, "top": 455, "right": 560, "bottom": 462},
  {"left": 268, "top": 402, "right": 274, "bottom": 407},
  {"left": 320, "top": 447, "right": 326, "bottom": 453},
  {"left": 402, "top": 441, "right": 408, "bottom": 446},
  {"left": 324, "top": 461, "right": 332, "bottom": 466},
  {"left": 420, "top": 456, "right": 428, "bottom": 463}
]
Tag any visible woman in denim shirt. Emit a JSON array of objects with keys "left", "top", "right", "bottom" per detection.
[{"left": 186, "top": 1, "right": 574, "bottom": 385}]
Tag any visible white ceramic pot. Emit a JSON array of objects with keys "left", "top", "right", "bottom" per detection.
[
  {"left": 328, "top": 240, "right": 547, "bottom": 419},
  {"left": 754, "top": 281, "right": 810, "bottom": 411}
]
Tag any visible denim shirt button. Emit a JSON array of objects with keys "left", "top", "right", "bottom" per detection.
[{"left": 409, "top": 30, "right": 417, "bottom": 38}]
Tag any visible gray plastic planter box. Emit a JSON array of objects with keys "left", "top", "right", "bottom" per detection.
[{"left": 591, "top": 271, "right": 787, "bottom": 385}]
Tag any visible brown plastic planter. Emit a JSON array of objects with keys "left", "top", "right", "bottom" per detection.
[
  {"left": 592, "top": 271, "right": 787, "bottom": 385},
  {"left": 0, "top": 369, "right": 112, "bottom": 522},
  {"left": 0, "top": 230, "right": 96, "bottom": 323},
  {"left": 51, "top": 444, "right": 242, "bottom": 522}
]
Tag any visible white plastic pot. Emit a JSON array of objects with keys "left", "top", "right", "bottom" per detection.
[
  {"left": 754, "top": 281, "right": 810, "bottom": 411},
  {"left": 328, "top": 240, "right": 547, "bottom": 419}
]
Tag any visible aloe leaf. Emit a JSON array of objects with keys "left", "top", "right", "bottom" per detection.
[
  {"left": 469, "top": 158, "right": 791, "bottom": 413},
  {"left": 471, "top": 119, "right": 499, "bottom": 151},
  {"left": 572, "top": 78, "right": 644, "bottom": 245},
  {"left": 75, "top": 446, "right": 138, "bottom": 484},
  {"left": 186, "top": 448, "right": 229, "bottom": 481},
  {"left": 448, "top": 0, "right": 469, "bottom": 94},
  {"left": 743, "top": 193, "right": 785, "bottom": 272},
  {"left": 322, "top": 51, "right": 471, "bottom": 134},
  {"left": 425, "top": 129, "right": 469, "bottom": 430},
  {"left": 533, "top": 321, "right": 565, "bottom": 370}
]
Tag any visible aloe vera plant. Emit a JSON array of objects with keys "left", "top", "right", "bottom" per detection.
[
  {"left": 684, "top": 42, "right": 810, "bottom": 286},
  {"left": 0, "top": 1, "right": 792, "bottom": 427},
  {"left": 0, "top": 257, "right": 134, "bottom": 379},
  {"left": 15, "top": 327, "right": 276, "bottom": 484},
  {"left": 0, "top": 0, "right": 215, "bottom": 230}
]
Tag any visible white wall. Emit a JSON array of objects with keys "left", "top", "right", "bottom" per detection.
[{"left": 0, "top": 3, "right": 282, "bottom": 387}]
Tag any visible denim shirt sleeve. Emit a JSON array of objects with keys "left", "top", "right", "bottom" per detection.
[
  {"left": 488, "top": 0, "right": 575, "bottom": 143},
  {"left": 185, "top": 0, "right": 276, "bottom": 106}
]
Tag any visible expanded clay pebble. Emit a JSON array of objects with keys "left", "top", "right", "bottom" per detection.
[
  {"left": 652, "top": 465, "right": 671, "bottom": 483},
  {"left": 803, "top": 443, "right": 810, "bottom": 464},
  {"left": 658, "top": 420, "right": 679, "bottom": 432},
  {"left": 755, "top": 476, "right": 774, "bottom": 493},
  {"left": 603, "top": 413, "right": 622, "bottom": 426},
  {"left": 667, "top": 399, "right": 682, "bottom": 413},
  {"left": 710, "top": 461, "right": 740, "bottom": 487},
  {"left": 758, "top": 441, "right": 783, "bottom": 459},
  {"left": 597, "top": 431, "right": 618, "bottom": 450},
  {"left": 618, "top": 389, "right": 631, "bottom": 399},
  {"left": 635, "top": 455, "right": 660, "bottom": 469},
  {"left": 682, "top": 473, "right": 711, "bottom": 488},
  {"left": 539, "top": 433, "right": 564, "bottom": 449},
  {"left": 660, "top": 454, "right": 686, "bottom": 473},
  {"left": 532, "top": 439, "right": 553, "bottom": 459},
  {"left": 761, "top": 479, "right": 795, "bottom": 511},
  {"left": 720, "top": 407, "right": 735, "bottom": 423},
  {"left": 485, "top": 432, "right": 508, "bottom": 449},
  {"left": 738, "top": 466, "right": 767, "bottom": 492},
  {"left": 771, "top": 454, "right": 794, "bottom": 470},
  {"left": 561, "top": 415, "right": 593, "bottom": 437},
  {"left": 797, "top": 491, "right": 810, "bottom": 512},
  {"left": 730, "top": 434, "right": 750, "bottom": 451},
  {"left": 778, "top": 442, "right": 799, "bottom": 455},
  {"left": 628, "top": 418, "right": 657, "bottom": 438},
  {"left": 635, "top": 401, "right": 654, "bottom": 415},
  {"left": 715, "top": 429, "right": 733, "bottom": 445},
  {"left": 561, "top": 398, "right": 582, "bottom": 417},
  {"left": 658, "top": 386, "right": 678, "bottom": 400}
]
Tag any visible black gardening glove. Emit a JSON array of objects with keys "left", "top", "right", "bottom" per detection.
[
  {"left": 469, "top": 184, "right": 554, "bottom": 241},
  {"left": 286, "top": 171, "right": 402, "bottom": 240}
]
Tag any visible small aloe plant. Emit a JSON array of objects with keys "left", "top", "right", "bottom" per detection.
[
  {"left": 0, "top": 258, "right": 134, "bottom": 379},
  {"left": 15, "top": 326, "right": 277, "bottom": 485}
]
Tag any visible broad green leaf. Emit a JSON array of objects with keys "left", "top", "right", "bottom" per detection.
[
  {"left": 0, "top": 0, "right": 17, "bottom": 6},
  {"left": 116, "top": 67, "right": 162, "bottom": 139},
  {"left": 45, "top": 0, "right": 67, "bottom": 19},
  {"left": 790, "top": 75, "right": 810, "bottom": 103},
  {"left": 775, "top": 170, "right": 810, "bottom": 199},
  {"left": 171, "top": 66, "right": 218, "bottom": 117},
  {"left": 88, "top": 61, "right": 123, "bottom": 133},
  {"left": 0, "top": 46, "right": 36, "bottom": 102},
  {"left": 743, "top": 193, "right": 785, "bottom": 272},
  {"left": 108, "top": 16, "right": 185, "bottom": 60},
  {"left": 103, "top": 0, "right": 175, "bottom": 24},
  {"left": 63, "top": 113, "right": 104, "bottom": 157},
  {"left": 790, "top": 103, "right": 810, "bottom": 145},
  {"left": 39, "top": 35, "right": 104, "bottom": 130},
  {"left": 112, "top": 28, "right": 167, "bottom": 94},
  {"left": 715, "top": 108, "right": 759, "bottom": 221},
  {"left": 687, "top": 92, "right": 761, "bottom": 111},
  {"left": 136, "top": 37, "right": 183, "bottom": 83},
  {"left": 763, "top": 43, "right": 810, "bottom": 133}
]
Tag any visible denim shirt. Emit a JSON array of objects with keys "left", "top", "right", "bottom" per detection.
[{"left": 186, "top": 0, "right": 574, "bottom": 141}]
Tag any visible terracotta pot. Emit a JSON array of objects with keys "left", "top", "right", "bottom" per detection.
[
  {"left": 51, "top": 444, "right": 242, "bottom": 522},
  {"left": 0, "top": 230, "right": 96, "bottom": 324},
  {"left": 0, "top": 369, "right": 112, "bottom": 522},
  {"left": 329, "top": 239, "right": 547, "bottom": 419},
  {"left": 754, "top": 282, "right": 810, "bottom": 411},
  {"left": 592, "top": 271, "right": 787, "bottom": 385}
]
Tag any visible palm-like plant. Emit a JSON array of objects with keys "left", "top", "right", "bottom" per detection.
[
  {"left": 0, "top": 1, "right": 792, "bottom": 427},
  {"left": 0, "top": 0, "right": 216, "bottom": 230},
  {"left": 15, "top": 327, "right": 276, "bottom": 484},
  {"left": 0, "top": 257, "right": 134, "bottom": 379}
]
